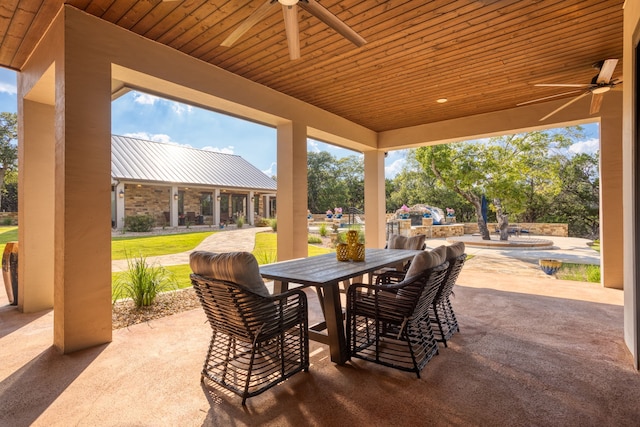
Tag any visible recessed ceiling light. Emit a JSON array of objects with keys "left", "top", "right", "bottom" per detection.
[{"left": 436, "top": 98, "right": 448, "bottom": 103}]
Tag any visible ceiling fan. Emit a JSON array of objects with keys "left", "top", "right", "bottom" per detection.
[
  {"left": 518, "top": 59, "right": 622, "bottom": 121},
  {"left": 219, "top": 0, "right": 366, "bottom": 60}
]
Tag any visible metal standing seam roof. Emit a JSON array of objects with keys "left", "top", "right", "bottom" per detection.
[{"left": 111, "top": 135, "right": 277, "bottom": 191}]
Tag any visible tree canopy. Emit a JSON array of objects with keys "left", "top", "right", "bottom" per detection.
[
  {"left": 414, "top": 128, "right": 583, "bottom": 239},
  {"left": 0, "top": 112, "right": 18, "bottom": 210}
]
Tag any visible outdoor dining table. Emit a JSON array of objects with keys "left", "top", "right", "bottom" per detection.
[{"left": 259, "top": 248, "right": 423, "bottom": 364}]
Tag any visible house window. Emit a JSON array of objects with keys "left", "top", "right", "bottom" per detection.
[
  {"left": 178, "top": 191, "right": 185, "bottom": 215},
  {"left": 201, "top": 192, "right": 213, "bottom": 216},
  {"left": 232, "top": 194, "right": 247, "bottom": 219}
]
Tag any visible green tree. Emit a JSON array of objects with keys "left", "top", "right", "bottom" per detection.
[
  {"left": 415, "top": 128, "right": 580, "bottom": 240},
  {"left": 307, "top": 151, "right": 364, "bottom": 213},
  {"left": 0, "top": 112, "right": 18, "bottom": 211},
  {"left": 543, "top": 152, "right": 600, "bottom": 238}
]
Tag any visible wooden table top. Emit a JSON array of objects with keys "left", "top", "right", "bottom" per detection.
[{"left": 259, "top": 248, "right": 422, "bottom": 287}]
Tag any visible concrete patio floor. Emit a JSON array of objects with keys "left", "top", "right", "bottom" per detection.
[{"left": 2, "top": 231, "right": 638, "bottom": 426}]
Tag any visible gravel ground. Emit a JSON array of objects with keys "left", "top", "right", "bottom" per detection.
[{"left": 112, "top": 288, "right": 201, "bottom": 330}]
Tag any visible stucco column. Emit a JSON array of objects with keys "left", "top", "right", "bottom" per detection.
[
  {"left": 214, "top": 188, "right": 220, "bottom": 226},
  {"left": 51, "top": 24, "right": 112, "bottom": 352},
  {"left": 17, "top": 98, "right": 55, "bottom": 312},
  {"left": 115, "top": 182, "right": 125, "bottom": 229},
  {"left": 276, "top": 121, "right": 308, "bottom": 261},
  {"left": 248, "top": 190, "right": 255, "bottom": 225},
  {"left": 171, "top": 185, "right": 179, "bottom": 227},
  {"left": 363, "top": 150, "right": 387, "bottom": 248},
  {"left": 600, "top": 98, "right": 623, "bottom": 290}
]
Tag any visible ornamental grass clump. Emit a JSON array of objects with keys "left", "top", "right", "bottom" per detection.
[{"left": 113, "top": 254, "right": 178, "bottom": 308}]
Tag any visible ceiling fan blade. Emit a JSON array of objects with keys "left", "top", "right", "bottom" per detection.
[
  {"left": 590, "top": 93, "right": 604, "bottom": 114},
  {"left": 534, "top": 83, "right": 592, "bottom": 88},
  {"left": 299, "top": 0, "right": 366, "bottom": 47},
  {"left": 221, "top": 0, "right": 275, "bottom": 47},
  {"left": 596, "top": 59, "right": 618, "bottom": 84},
  {"left": 517, "top": 90, "right": 583, "bottom": 106},
  {"left": 282, "top": 4, "right": 300, "bottom": 60},
  {"left": 540, "top": 91, "right": 590, "bottom": 121}
]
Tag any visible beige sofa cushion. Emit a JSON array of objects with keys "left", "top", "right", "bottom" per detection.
[{"left": 189, "top": 251, "right": 270, "bottom": 297}]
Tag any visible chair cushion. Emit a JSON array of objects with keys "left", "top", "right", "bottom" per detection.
[
  {"left": 387, "top": 234, "right": 426, "bottom": 250},
  {"left": 404, "top": 250, "right": 444, "bottom": 280},
  {"left": 446, "top": 242, "right": 466, "bottom": 261},
  {"left": 432, "top": 245, "right": 448, "bottom": 263},
  {"left": 189, "top": 251, "right": 270, "bottom": 297}
]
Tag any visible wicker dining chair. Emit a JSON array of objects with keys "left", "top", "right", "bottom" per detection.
[
  {"left": 189, "top": 251, "right": 309, "bottom": 405},
  {"left": 429, "top": 243, "right": 466, "bottom": 347},
  {"left": 368, "top": 233, "right": 427, "bottom": 285},
  {"left": 347, "top": 251, "right": 448, "bottom": 378}
]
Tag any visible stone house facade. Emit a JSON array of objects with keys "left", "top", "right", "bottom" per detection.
[{"left": 111, "top": 135, "right": 277, "bottom": 229}]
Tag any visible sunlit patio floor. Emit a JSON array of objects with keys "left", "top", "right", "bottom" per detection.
[{"left": 1, "top": 259, "right": 638, "bottom": 426}]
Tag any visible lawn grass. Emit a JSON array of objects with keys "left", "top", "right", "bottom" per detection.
[
  {"left": 0, "top": 226, "right": 18, "bottom": 254},
  {"left": 252, "top": 231, "right": 332, "bottom": 264},
  {"left": 556, "top": 262, "right": 600, "bottom": 283},
  {"left": 112, "top": 231, "right": 215, "bottom": 260}
]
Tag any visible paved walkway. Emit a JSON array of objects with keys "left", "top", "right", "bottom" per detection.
[
  {"left": 111, "top": 226, "right": 271, "bottom": 272},
  {"left": 112, "top": 228, "right": 600, "bottom": 280},
  {"left": 425, "top": 235, "right": 600, "bottom": 279}
]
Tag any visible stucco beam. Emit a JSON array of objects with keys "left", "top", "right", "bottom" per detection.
[
  {"left": 377, "top": 93, "right": 618, "bottom": 149},
  {"left": 58, "top": 6, "right": 374, "bottom": 150}
]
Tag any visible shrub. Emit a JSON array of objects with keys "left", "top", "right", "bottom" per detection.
[
  {"left": 586, "top": 265, "right": 601, "bottom": 283},
  {"left": 113, "top": 254, "right": 177, "bottom": 307},
  {"left": 2, "top": 218, "right": 12, "bottom": 226},
  {"left": 255, "top": 217, "right": 271, "bottom": 227},
  {"left": 319, "top": 223, "right": 328, "bottom": 237},
  {"left": 308, "top": 235, "right": 322, "bottom": 244},
  {"left": 124, "top": 214, "right": 155, "bottom": 232},
  {"left": 269, "top": 218, "right": 277, "bottom": 232},
  {"left": 236, "top": 216, "right": 245, "bottom": 228},
  {"left": 254, "top": 249, "right": 277, "bottom": 265}
]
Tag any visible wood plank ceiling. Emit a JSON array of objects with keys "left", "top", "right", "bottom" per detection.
[{"left": 0, "top": 0, "right": 624, "bottom": 132}]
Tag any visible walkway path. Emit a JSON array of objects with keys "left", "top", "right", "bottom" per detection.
[
  {"left": 111, "top": 227, "right": 271, "bottom": 272},
  {"left": 112, "top": 228, "right": 600, "bottom": 281}
]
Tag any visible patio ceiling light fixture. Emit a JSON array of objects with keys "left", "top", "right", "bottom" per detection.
[{"left": 437, "top": 98, "right": 448, "bottom": 103}]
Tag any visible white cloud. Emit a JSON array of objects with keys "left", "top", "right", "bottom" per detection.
[
  {"left": 262, "top": 162, "right": 277, "bottom": 176},
  {"left": 0, "top": 82, "right": 16, "bottom": 95},
  {"left": 308, "top": 140, "right": 321, "bottom": 152},
  {"left": 385, "top": 157, "right": 406, "bottom": 178},
  {"left": 124, "top": 132, "right": 174, "bottom": 144},
  {"left": 569, "top": 138, "right": 599, "bottom": 155},
  {"left": 133, "top": 93, "right": 159, "bottom": 105},
  {"left": 171, "top": 102, "right": 193, "bottom": 115},
  {"left": 201, "top": 145, "right": 235, "bottom": 155}
]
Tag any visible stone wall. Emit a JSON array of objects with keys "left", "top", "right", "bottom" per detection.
[
  {"left": 462, "top": 222, "right": 568, "bottom": 237},
  {"left": 124, "top": 185, "right": 171, "bottom": 225},
  {"left": 0, "top": 212, "right": 17, "bottom": 225}
]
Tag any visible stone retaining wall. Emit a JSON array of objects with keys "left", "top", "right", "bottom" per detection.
[
  {"left": 463, "top": 222, "right": 568, "bottom": 237},
  {"left": 0, "top": 212, "right": 17, "bottom": 225}
]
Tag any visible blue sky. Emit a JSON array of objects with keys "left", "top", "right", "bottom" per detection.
[{"left": 0, "top": 67, "right": 599, "bottom": 178}]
